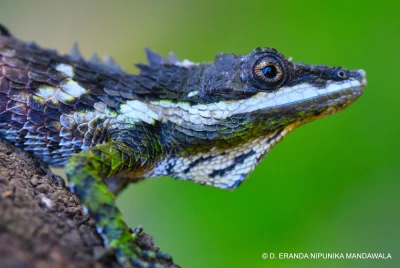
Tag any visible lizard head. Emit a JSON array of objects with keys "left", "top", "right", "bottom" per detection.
[
  {"left": 183, "top": 47, "right": 366, "bottom": 120},
  {"left": 144, "top": 48, "right": 367, "bottom": 189}
]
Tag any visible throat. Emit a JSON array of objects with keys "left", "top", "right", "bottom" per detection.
[{"left": 143, "top": 126, "right": 296, "bottom": 189}]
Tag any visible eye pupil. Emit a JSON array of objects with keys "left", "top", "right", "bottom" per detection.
[
  {"left": 261, "top": 65, "right": 277, "bottom": 78},
  {"left": 251, "top": 53, "right": 289, "bottom": 90}
]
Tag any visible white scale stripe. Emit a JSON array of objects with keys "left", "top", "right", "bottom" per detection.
[
  {"left": 150, "top": 79, "right": 362, "bottom": 124},
  {"left": 55, "top": 63, "right": 74, "bottom": 78}
]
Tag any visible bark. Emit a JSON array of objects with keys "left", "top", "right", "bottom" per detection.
[{"left": 0, "top": 140, "right": 177, "bottom": 268}]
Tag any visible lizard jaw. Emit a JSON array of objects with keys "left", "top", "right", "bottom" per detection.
[{"left": 230, "top": 69, "right": 366, "bottom": 117}]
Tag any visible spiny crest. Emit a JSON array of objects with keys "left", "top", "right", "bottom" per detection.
[
  {"left": 68, "top": 43, "right": 125, "bottom": 74},
  {"left": 145, "top": 48, "right": 168, "bottom": 68},
  {"left": 145, "top": 48, "right": 180, "bottom": 68},
  {"left": 88, "top": 52, "right": 103, "bottom": 66},
  {"left": 135, "top": 48, "right": 180, "bottom": 75},
  {"left": 104, "top": 56, "right": 124, "bottom": 73},
  {"left": 70, "top": 43, "right": 83, "bottom": 61},
  {"left": 0, "top": 24, "right": 11, "bottom": 37}
]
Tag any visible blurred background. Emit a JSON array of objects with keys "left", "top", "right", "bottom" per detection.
[{"left": 0, "top": 0, "right": 398, "bottom": 267}]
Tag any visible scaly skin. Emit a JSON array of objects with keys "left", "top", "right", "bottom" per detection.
[{"left": 0, "top": 25, "right": 366, "bottom": 267}]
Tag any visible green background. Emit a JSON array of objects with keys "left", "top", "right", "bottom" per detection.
[{"left": 0, "top": 1, "right": 398, "bottom": 267}]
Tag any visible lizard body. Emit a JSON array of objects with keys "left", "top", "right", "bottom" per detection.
[{"left": 0, "top": 25, "right": 366, "bottom": 267}]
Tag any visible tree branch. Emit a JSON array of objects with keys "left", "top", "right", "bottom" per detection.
[{"left": 0, "top": 140, "right": 178, "bottom": 268}]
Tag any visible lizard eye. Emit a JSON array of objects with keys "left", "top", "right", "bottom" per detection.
[
  {"left": 250, "top": 52, "right": 291, "bottom": 90},
  {"left": 255, "top": 62, "right": 282, "bottom": 83}
]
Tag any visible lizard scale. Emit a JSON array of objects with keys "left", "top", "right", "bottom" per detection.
[{"left": 0, "top": 24, "right": 366, "bottom": 267}]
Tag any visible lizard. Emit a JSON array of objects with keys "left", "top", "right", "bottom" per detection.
[{"left": 0, "top": 24, "right": 366, "bottom": 267}]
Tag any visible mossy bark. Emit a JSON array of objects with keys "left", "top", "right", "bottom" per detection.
[{"left": 0, "top": 140, "right": 177, "bottom": 268}]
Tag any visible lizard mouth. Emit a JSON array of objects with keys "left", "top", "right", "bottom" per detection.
[
  {"left": 315, "top": 68, "right": 367, "bottom": 112},
  {"left": 150, "top": 70, "right": 366, "bottom": 129},
  {"left": 353, "top": 69, "right": 367, "bottom": 86},
  {"left": 231, "top": 69, "right": 367, "bottom": 116},
  {"left": 337, "top": 69, "right": 367, "bottom": 103},
  {"left": 314, "top": 68, "right": 367, "bottom": 113},
  {"left": 242, "top": 68, "right": 367, "bottom": 156}
]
